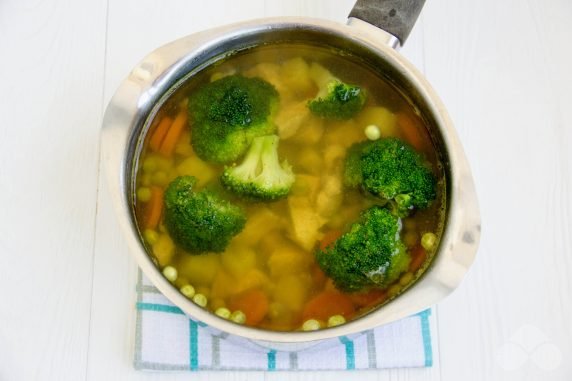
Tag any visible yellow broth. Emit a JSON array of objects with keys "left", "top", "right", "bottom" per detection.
[{"left": 133, "top": 43, "right": 446, "bottom": 331}]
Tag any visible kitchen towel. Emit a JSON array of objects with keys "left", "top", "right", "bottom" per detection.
[{"left": 135, "top": 272, "right": 434, "bottom": 371}]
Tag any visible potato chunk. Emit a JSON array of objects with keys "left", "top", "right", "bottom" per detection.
[
  {"left": 316, "top": 174, "right": 343, "bottom": 218},
  {"left": 176, "top": 156, "right": 217, "bottom": 188},
  {"left": 176, "top": 253, "right": 220, "bottom": 286},
  {"left": 272, "top": 274, "right": 311, "bottom": 312},
  {"left": 221, "top": 244, "right": 257, "bottom": 278},
  {"left": 275, "top": 101, "right": 309, "bottom": 139},
  {"left": 210, "top": 270, "right": 235, "bottom": 299},
  {"left": 233, "top": 207, "right": 283, "bottom": 246},
  {"left": 287, "top": 116, "right": 324, "bottom": 145},
  {"left": 152, "top": 233, "right": 175, "bottom": 267},
  {"left": 234, "top": 269, "right": 271, "bottom": 295},
  {"left": 243, "top": 62, "right": 287, "bottom": 95},
  {"left": 323, "top": 119, "right": 363, "bottom": 149},
  {"left": 287, "top": 196, "right": 326, "bottom": 251},
  {"left": 267, "top": 241, "right": 312, "bottom": 278},
  {"left": 280, "top": 57, "right": 315, "bottom": 96}
]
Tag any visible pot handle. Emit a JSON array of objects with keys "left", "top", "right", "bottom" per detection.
[{"left": 349, "top": 0, "right": 425, "bottom": 46}]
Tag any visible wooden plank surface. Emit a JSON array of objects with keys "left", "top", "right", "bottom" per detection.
[
  {"left": 422, "top": 1, "right": 572, "bottom": 380},
  {"left": 0, "top": 0, "right": 570, "bottom": 380},
  {"left": 0, "top": 0, "right": 107, "bottom": 380}
]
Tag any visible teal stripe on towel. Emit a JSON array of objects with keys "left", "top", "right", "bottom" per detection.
[
  {"left": 137, "top": 302, "right": 184, "bottom": 315},
  {"left": 339, "top": 336, "right": 355, "bottom": 370},
  {"left": 189, "top": 320, "right": 199, "bottom": 371},
  {"left": 267, "top": 350, "right": 277, "bottom": 371},
  {"left": 417, "top": 309, "right": 433, "bottom": 366}
]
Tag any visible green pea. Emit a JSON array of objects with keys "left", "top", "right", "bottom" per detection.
[
  {"left": 327, "top": 315, "right": 346, "bottom": 327},
  {"left": 180, "top": 284, "right": 195, "bottom": 298},
  {"left": 215, "top": 307, "right": 231, "bottom": 319},
  {"left": 142, "top": 157, "right": 158, "bottom": 173},
  {"left": 388, "top": 284, "right": 401, "bottom": 297},
  {"left": 192, "top": 293, "right": 208, "bottom": 307},
  {"left": 421, "top": 232, "right": 438, "bottom": 251},
  {"left": 230, "top": 310, "right": 246, "bottom": 324},
  {"left": 137, "top": 187, "right": 152, "bottom": 202},
  {"left": 162, "top": 266, "right": 178, "bottom": 282},
  {"left": 365, "top": 124, "right": 381, "bottom": 140},
  {"left": 302, "top": 319, "right": 321, "bottom": 331},
  {"left": 399, "top": 272, "right": 414, "bottom": 286},
  {"left": 143, "top": 229, "right": 159, "bottom": 245}
]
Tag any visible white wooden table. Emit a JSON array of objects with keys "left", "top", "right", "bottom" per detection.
[{"left": 1, "top": 0, "right": 571, "bottom": 380}]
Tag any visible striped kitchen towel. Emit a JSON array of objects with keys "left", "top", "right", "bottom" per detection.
[{"left": 135, "top": 272, "right": 434, "bottom": 371}]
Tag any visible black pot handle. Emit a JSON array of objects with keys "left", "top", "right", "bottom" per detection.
[{"left": 349, "top": 0, "right": 425, "bottom": 46}]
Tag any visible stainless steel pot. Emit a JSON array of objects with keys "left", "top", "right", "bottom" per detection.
[{"left": 101, "top": 0, "right": 480, "bottom": 349}]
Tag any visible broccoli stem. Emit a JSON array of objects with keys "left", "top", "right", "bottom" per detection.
[{"left": 221, "top": 135, "right": 295, "bottom": 201}]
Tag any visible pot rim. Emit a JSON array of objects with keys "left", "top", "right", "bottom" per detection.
[{"left": 101, "top": 16, "right": 480, "bottom": 344}]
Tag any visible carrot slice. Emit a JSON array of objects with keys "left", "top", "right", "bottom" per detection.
[
  {"left": 409, "top": 245, "right": 427, "bottom": 272},
  {"left": 349, "top": 288, "right": 387, "bottom": 309},
  {"left": 149, "top": 117, "right": 173, "bottom": 152},
  {"left": 302, "top": 291, "right": 355, "bottom": 321},
  {"left": 159, "top": 111, "right": 187, "bottom": 157},
  {"left": 144, "top": 187, "right": 164, "bottom": 229},
  {"left": 319, "top": 229, "right": 342, "bottom": 251},
  {"left": 397, "top": 112, "right": 426, "bottom": 151},
  {"left": 229, "top": 289, "right": 269, "bottom": 326}
]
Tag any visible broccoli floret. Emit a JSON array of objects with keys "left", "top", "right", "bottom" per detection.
[
  {"left": 342, "top": 141, "right": 368, "bottom": 188},
  {"left": 189, "top": 75, "right": 279, "bottom": 163},
  {"left": 307, "top": 64, "right": 366, "bottom": 120},
  {"left": 315, "top": 206, "right": 410, "bottom": 292},
  {"left": 308, "top": 81, "right": 366, "bottom": 120},
  {"left": 220, "top": 135, "right": 294, "bottom": 201},
  {"left": 344, "top": 138, "right": 436, "bottom": 216},
  {"left": 163, "top": 176, "right": 246, "bottom": 253}
]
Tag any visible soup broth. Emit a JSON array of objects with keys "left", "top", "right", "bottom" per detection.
[{"left": 134, "top": 43, "right": 445, "bottom": 331}]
